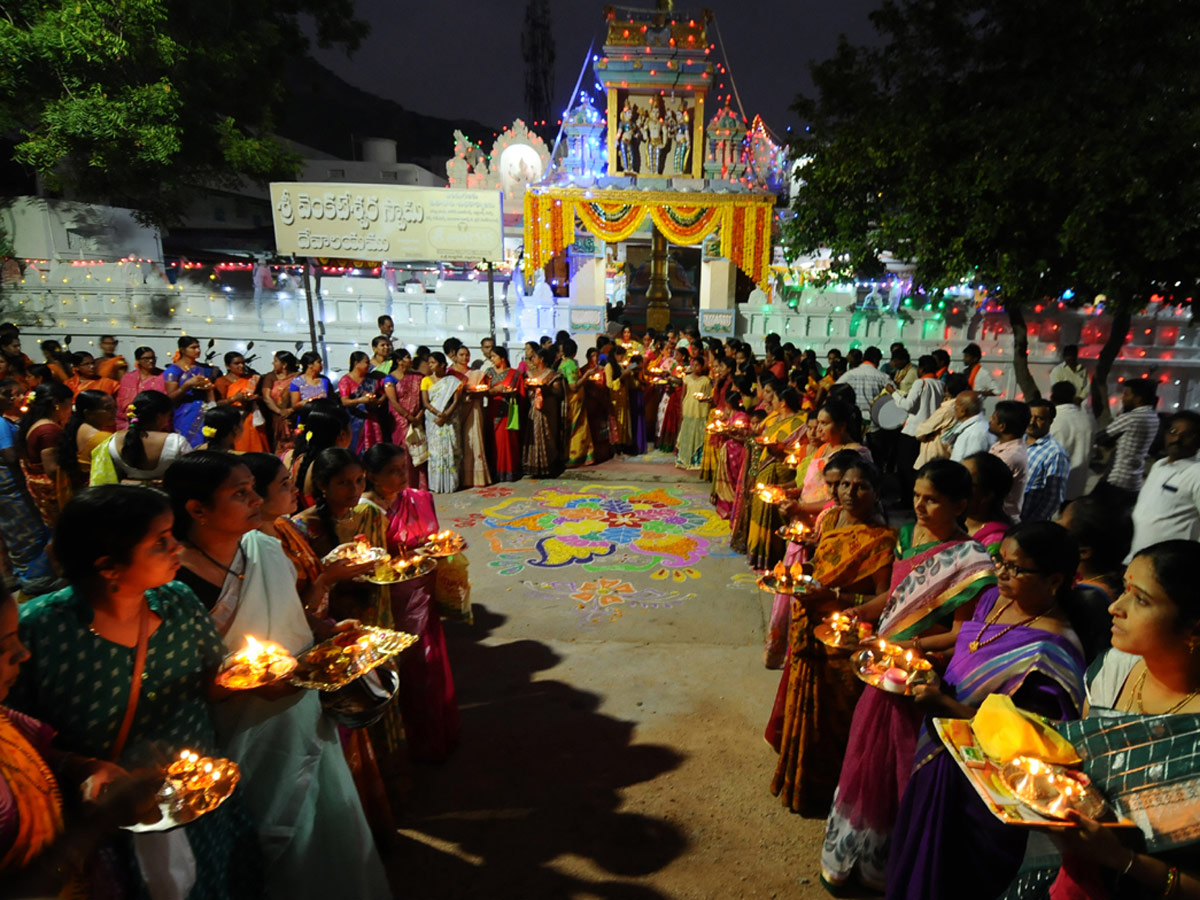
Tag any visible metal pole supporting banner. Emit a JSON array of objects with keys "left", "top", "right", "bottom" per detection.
[
  {"left": 302, "top": 259, "right": 319, "bottom": 354},
  {"left": 487, "top": 262, "right": 496, "bottom": 339}
]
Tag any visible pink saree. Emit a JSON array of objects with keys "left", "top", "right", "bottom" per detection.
[
  {"left": 376, "top": 489, "right": 460, "bottom": 762},
  {"left": 821, "top": 525, "right": 996, "bottom": 889}
]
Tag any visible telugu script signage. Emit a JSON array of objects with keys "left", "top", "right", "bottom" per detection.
[{"left": 269, "top": 183, "right": 503, "bottom": 263}]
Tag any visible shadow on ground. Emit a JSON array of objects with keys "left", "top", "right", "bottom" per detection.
[{"left": 387, "top": 606, "right": 688, "bottom": 899}]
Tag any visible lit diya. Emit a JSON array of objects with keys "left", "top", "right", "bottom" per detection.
[
  {"left": 321, "top": 537, "right": 389, "bottom": 568},
  {"left": 466, "top": 382, "right": 490, "bottom": 393},
  {"left": 783, "top": 445, "right": 805, "bottom": 467},
  {"left": 776, "top": 520, "right": 811, "bottom": 543},
  {"left": 754, "top": 435, "right": 778, "bottom": 448},
  {"left": 852, "top": 640, "right": 936, "bottom": 695},
  {"left": 126, "top": 750, "right": 240, "bottom": 833},
  {"left": 290, "top": 625, "right": 419, "bottom": 690},
  {"left": 756, "top": 561, "right": 820, "bottom": 595},
  {"left": 214, "top": 635, "right": 297, "bottom": 690},
  {"left": 359, "top": 553, "right": 438, "bottom": 584},
  {"left": 755, "top": 482, "right": 788, "bottom": 505},
  {"left": 815, "top": 612, "right": 875, "bottom": 649},
  {"left": 421, "top": 529, "right": 467, "bottom": 558},
  {"left": 590, "top": 372, "right": 606, "bottom": 383},
  {"left": 999, "top": 757, "right": 1108, "bottom": 820},
  {"left": 693, "top": 391, "right": 708, "bottom": 401}
]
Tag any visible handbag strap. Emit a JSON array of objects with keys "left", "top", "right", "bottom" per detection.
[{"left": 109, "top": 601, "right": 151, "bottom": 762}]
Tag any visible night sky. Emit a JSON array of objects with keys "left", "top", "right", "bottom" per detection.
[{"left": 309, "top": 0, "right": 882, "bottom": 140}]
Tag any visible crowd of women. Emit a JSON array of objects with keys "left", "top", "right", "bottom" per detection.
[
  {"left": 0, "top": 370, "right": 465, "bottom": 895},
  {"left": 681, "top": 331, "right": 1200, "bottom": 898},
  {"left": 3, "top": 319, "right": 1199, "bottom": 898}
]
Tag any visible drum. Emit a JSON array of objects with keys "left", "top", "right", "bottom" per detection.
[{"left": 870, "top": 394, "right": 907, "bottom": 431}]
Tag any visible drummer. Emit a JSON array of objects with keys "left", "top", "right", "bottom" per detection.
[{"left": 888, "top": 354, "right": 946, "bottom": 492}]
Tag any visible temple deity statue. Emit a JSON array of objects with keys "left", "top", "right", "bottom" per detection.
[
  {"left": 672, "top": 106, "right": 691, "bottom": 174},
  {"left": 618, "top": 101, "right": 637, "bottom": 172},
  {"left": 643, "top": 98, "right": 666, "bottom": 174}
]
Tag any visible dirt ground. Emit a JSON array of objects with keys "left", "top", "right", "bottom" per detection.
[{"left": 382, "top": 458, "right": 860, "bottom": 900}]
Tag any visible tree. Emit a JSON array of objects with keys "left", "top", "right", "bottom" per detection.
[
  {"left": 0, "top": 0, "right": 367, "bottom": 225},
  {"left": 785, "top": 0, "right": 1200, "bottom": 410}
]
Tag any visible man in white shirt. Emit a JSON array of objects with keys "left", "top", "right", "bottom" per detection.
[
  {"left": 946, "top": 391, "right": 995, "bottom": 461},
  {"left": 1048, "top": 344, "right": 1089, "bottom": 402},
  {"left": 1128, "top": 411, "right": 1200, "bottom": 559},
  {"left": 836, "top": 345, "right": 891, "bottom": 425},
  {"left": 1048, "top": 381, "right": 1095, "bottom": 501},
  {"left": 889, "top": 354, "right": 945, "bottom": 490},
  {"left": 962, "top": 342, "right": 997, "bottom": 397},
  {"left": 988, "top": 400, "right": 1031, "bottom": 522},
  {"left": 915, "top": 373, "right": 970, "bottom": 467}
]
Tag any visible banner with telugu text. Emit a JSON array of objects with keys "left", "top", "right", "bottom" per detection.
[{"left": 269, "top": 183, "right": 503, "bottom": 263}]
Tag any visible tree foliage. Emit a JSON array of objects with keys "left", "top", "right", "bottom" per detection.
[
  {"left": 0, "top": 0, "right": 367, "bottom": 225},
  {"left": 785, "top": 0, "right": 1200, "bottom": 406}
]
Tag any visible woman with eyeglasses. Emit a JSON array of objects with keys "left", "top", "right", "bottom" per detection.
[
  {"left": 1001, "top": 539, "right": 1200, "bottom": 900},
  {"left": 822, "top": 458, "right": 998, "bottom": 892},
  {"left": 885, "top": 521, "right": 1087, "bottom": 900},
  {"left": 116, "top": 346, "right": 164, "bottom": 430}
]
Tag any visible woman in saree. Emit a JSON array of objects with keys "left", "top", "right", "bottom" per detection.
[
  {"left": 1001, "top": 539, "right": 1200, "bottom": 900},
  {"left": 487, "top": 346, "right": 524, "bottom": 482},
  {"left": 164, "top": 336, "right": 217, "bottom": 447},
  {"left": 887, "top": 522, "right": 1087, "bottom": 900},
  {"left": 763, "top": 449, "right": 865, "bottom": 670},
  {"left": 362, "top": 444, "right": 462, "bottom": 762},
  {"left": 767, "top": 456, "right": 895, "bottom": 815},
  {"left": 821, "top": 458, "right": 997, "bottom": 892},
  {"left": 582, "top": 347, "right": 613, "bottom": 464},
  {"left": 606, "top": 347, "right": 633, "bottom": 454},
  {"left": 422, "top": 351, "right": 461, "bottom": 493},
  {"left": 16, "top": 382, "right": 73, "bottom": 526},
  {"left": 260, "top": 350, "right": 298, "bottom": 454},
  {"left": 746, "top": 384, "right": 807, "bottom": 570},
  {"left": 10, "top": 484, "right": 262, "bottom": 899},
  {"left": 102, "top": 389, "right": 192, "bottom": 485},
  {"left": 116, "top": 346, "right": 165, "bottom": 430},
  {"left": 56, "top": 389, "right": 115, "bottom": 504},
  {"left": 729, "top": 384, "right": 774, "bottom": 554},
  {"left": 165, "top": 453, "right": 391, "bottom": 899},
  {"left": 288, "top": 351, "right": 335, "bottom": 414},
  {"left": 676, "top": 358, "right": 713, "bottom": 471},
  {"left": 559, "top": 338, "right": 593, "bottom": 468},
  {"left": 711, "top": 390, "right": 752, "bottom": 520},
  {"left": 0, "top": 581, "right": 164, "bottom": 897},
  {"left": 1056, "top": 496, "right": 1132, "bottom": 663},
  {"left": 64, "top": 352, "right": 119, "bottom": 399},
  {"left": 338, "top": 350, "right": 388, "bottom": 455},
  {"left": 383, "top": 349, "right": 429, "bottom": 490},
  {"left": 452, "top": 344, "right": 492, "bottom": 487},
  {"left": 628, "top": 354, "right": 648, "bottom": 455},
  {"left": 655, "top": 348, "right": 687, "bottom": 453},
  {"left": 0, "top": 381, "right": 55, "bottom": 597},
  {"left": 788, "top": 397, "right": 869, "bottom": 527},
  {"left": 243, "top": 452, "right": 373, "bottom": 624},
  {"left": 699, "top": 357, "right": 733, "bottom": 481},
  {"left": 214, "top": 352, "right": 269, "bottom": 454},
  {"left": 523, "top": 347, "right": 563, "bottom": 477},
  {"left": 962, "top": 450, "right": 1013, "bottom": 553},
  {"left": 197, "top": 405, "right": 244, "bottom": 453},
  {"left": 289, "top": 449, "right": 410, "bottom": 812}
]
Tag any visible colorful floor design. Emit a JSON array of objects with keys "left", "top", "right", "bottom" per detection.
[
  {"left": 480, "top": 483, "right": 734, "bottom": 584},
  {"left": 518, "top": 577, "right": 699, "bottom": 626}
]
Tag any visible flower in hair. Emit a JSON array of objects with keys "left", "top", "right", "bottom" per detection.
[
  {"left": 202, "top": 425, "right": 218, "bottom": 438},
  {"left": 295, "top": 423, "right": 306, "bottom": 436}
]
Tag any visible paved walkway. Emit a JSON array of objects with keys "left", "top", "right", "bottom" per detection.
[{"left": 387, "top": 457, "right": 842, "bottom": 900}]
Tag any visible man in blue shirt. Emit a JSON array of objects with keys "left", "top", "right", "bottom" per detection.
[{"left": 1022, "top": 398, "right": 1071, "bottom": 522}]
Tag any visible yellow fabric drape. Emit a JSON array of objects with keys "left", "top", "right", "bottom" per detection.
[{"left": 523, "top": 187, "right": 776, "bottom": 291}]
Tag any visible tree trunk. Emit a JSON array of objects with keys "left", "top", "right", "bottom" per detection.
[
  {"left": 1004, "top": 302, "right": 1041, "bottom": 402},
  {"left": 1091, "top": 308, "right": 1132, "bottom": 421}
]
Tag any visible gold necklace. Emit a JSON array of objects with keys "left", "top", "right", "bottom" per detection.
[
  {"left": 1132, "top": 669, "right": 1200, "bottom": 715},
  {"left": 969, "top": 597, "right": 1048, "bottom": 652}
]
